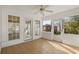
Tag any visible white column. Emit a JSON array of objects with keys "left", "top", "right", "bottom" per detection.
[
  {"left": 0, "top": 6, "right": 2, "bottom": 53},
  {"left": 51, "top": 19, "right": 54, "bottom": 40},
  {"left": 61, "top": 19, "right": 64, "bottom": 35}
]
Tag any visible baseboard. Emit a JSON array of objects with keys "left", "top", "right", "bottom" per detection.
[{"left": 1, "top": 39, "right": 24, "bottom": 48}]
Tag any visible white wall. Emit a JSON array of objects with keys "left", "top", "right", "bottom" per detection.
[
  {"left": 1, "top": 6, "right": 25, "bottom": 48},
  {"left": 1, "top": 6, "right": 42, "bottom": 48},
  {"left": 61, "top": 34, "right": 79, "bottom": 47},
  {"left": 42, "top": 31, "right": 52, "bottom": 40},
  {"left": 0, "top": 6, "right": 2, "bottom": 53}
]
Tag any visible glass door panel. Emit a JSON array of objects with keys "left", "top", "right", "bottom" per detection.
[
  {"left": 34, "top": 20, "right": 40, "bottom": 36},
  {"left": 24, "top": 20, "right": 32, "bottom": 40}
]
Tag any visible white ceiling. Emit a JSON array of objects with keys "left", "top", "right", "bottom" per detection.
[
  {"left": 38, "top": 5, "right": 79, "bottom": 17},
  {"left": 4, "top": 5, "right": 39, "bottom": 12},
  {"left": 46, "top": 5, "right": 79, "bottom": 14},
  {"left": 30, "top": 5, "right": 79, "bottom": 18},
  {"left": 3, "top": 5, "right": 79, "bottom": 17}
]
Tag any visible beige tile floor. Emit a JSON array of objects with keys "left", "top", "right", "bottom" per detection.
[{"left": 1, "top": 39, "right": 79, "bottom": 54}]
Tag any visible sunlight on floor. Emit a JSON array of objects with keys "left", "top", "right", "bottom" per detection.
[
  {"left": 48, "top": 41, "right": 79, "bottom": 54},
  {"left": 60, "top": 43, "right": 79, "bottom": 53}
]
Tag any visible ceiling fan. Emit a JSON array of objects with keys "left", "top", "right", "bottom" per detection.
[{"left": 39, "top": 5, "right": 53, "bottom": 17}]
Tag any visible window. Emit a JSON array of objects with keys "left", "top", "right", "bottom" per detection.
[
  {"left": 8, "top": 15, "right": 20, "bottom": 40},
  {"left": 43, "top": 20, "right": 51, "bottom": 32},
  {"left": 53, "top": 20, "right": 61, "bottom": 35},
  {"left": 64, "top": 15, "right": 79, "bottom": 34}
]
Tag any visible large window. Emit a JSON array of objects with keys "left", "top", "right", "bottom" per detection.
[
  {"left": 43, "top": 20, "right": 51, "bottom": 32},
  {"left": 8, "top": 15, "right": 20, "bottom": 40},
  {"left": 64, "top": 15, "right": 79, "bottom": 34},
  {"left": 53, "top": 20, "right": 61, "bottom": 35}
]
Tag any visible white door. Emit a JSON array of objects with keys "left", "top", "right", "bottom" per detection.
[{"left": 24, "top": 20, "right": 33, "bottom": 41}]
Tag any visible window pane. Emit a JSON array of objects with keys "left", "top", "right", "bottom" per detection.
[
  {"left": 43, "top": 20, "right": 51, "bottom": 32},
  {"left": 53, "top": 20, "right": 61, "bottom": 35},
  {"left": 8, "top": 15, "right": 20, "bottom": 40}
]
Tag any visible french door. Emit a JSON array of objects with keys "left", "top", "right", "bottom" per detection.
[{"left": 24, "top": 20, "right": 33, "bottom": 41}]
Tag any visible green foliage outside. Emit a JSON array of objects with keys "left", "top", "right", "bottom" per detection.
[
  {"left": 54, "top": 31, "right": 61, "bottom": 35},
  {"left": 64, "top": 15, "right": 79, "bottom": 34}
]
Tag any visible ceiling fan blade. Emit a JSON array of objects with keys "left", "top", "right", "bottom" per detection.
[{"left": 44, "top": 9, "right": 53, "bottom": 13}]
